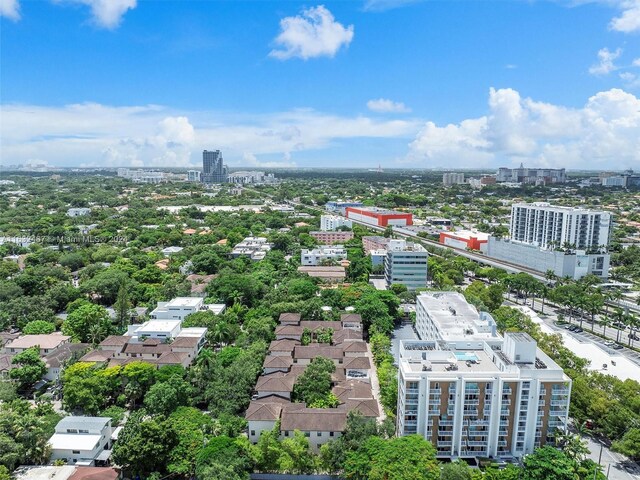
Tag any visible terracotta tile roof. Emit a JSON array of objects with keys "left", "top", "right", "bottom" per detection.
[
  {"left": 255, "top": 371, "right": 300, "bottom": 393},
  {"left": 99, "top": 336, "right": 129, "bottom": 347},
  {"left": 44, "top": 343, "right": 90, "bottom": 368},
  {"left": 343, "top": 399, "right": 379, "bottom": 417},
  {"left": 279, "top": 313, "right": 301, "bottom": 325},
  {"left": 293, "top": 345, "right": 344, "bottom": 360},
  {"left": 263, "top": 355, "right": 293, "bottom": 369},
  {"left": 280, "top": 409, "right": 347, "bottom": 432},
  {"left": 340, "top": 313, "right": 362, "bottom": 323},
  {"left": 298, "top": 321, "right": 343, "bottom": 331},
  {"left": 332, "top": 329, "right": 364, "bottom": 344},
  {"left": 269, "top": 339, "right": 299, "bottom": 353},
  {"left": 246, "top": 401, "right": 284, "bottom": 421},
  {"left": 343, "top": 356, "right": 371, "bottom": 370},
  {"left": 156, "top": 352, "right": 190, "bottom": 365},
  {"left": 170, "top": 337, "right": 200, "bottom": 348},
  {"left": 79, "top": 350, "right": 113, "bottom": 363},
  {"left": 275, "top": 325, "right": 303, "bottom": 336},
  {"left": 123, "top": 343, "right": 172, "bottom": 355},
  {"left": 5, "top": 333, "right": 70, "bottom": 350},
  {"left": 342, "top": 340, "right": 368, "bottom": 352},
  {"left": 68, "top": 467, "right": 120, "bottom": 480},
  {"left": 332, "top": 380, "right": 373, "bottom": 401}
]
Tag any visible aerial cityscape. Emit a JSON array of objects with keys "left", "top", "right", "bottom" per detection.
[{"left": 1, "top": 1, "right": 640, "bottom": 480}]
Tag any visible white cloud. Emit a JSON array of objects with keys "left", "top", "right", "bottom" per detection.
[
  {"left": 407, "top": 87, "right": 640, "bottom": 169},
  {"left": 0, "top": 0, "right": 20, "bottom": 21},
  {"left": 0, "top": 103, "right": 419, "bottom": 167},
  {"left": 589, "top": 47, "right": 622, "bottom": 75},
  {"left": 367, "top": 98, "right": 411, "bottom": 113},
  {"left": 59, "top": 0, "right": 137, "bottom": 29},
  {"left": 633, "top": 58, "right": 640, "bottom": 67},
  {"left": 609, "top": 0, "right": 640, "bottom": 32},
  {"left": 269, "top": 5, "right": 354, "bottom": 60}
]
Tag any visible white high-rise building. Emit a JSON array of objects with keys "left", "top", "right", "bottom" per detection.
[
  {"left": 187, "top": 170, "right": 201, "bottom": 182},
  {"left": 397, "top": 292, "right": 571, "bottom": 460},
  {"left": 510, "top": 202, "right": 612, "bottom": 251},
  {"left": 443, "top": 172, "right": 465, "bottom": 186},
  {"left": 320, "top": 215, "right": 353, "bottom": 231},
  {"left": 384, "top": 239, "right": 428, "bottom": 290}
]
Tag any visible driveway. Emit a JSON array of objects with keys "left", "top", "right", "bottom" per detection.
[{"left": 391, "top": 323, "right": 418, "bottom": 362}]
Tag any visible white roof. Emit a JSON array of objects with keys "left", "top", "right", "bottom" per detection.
[
  {"left": 14, "top": 466, "right": 77, "bottom": 480},
  {"left": 204, "top": 304, "right": 226, "bottom": 315},
  {"left": 131, "top": 320, "right": 181, "bottom": 335},
  {"left": 162, "top": 246, "right": 183, "bottom": 253},
  {"left": 165, "top": 297, "right": 203, "bottom": 307},
  {"left": 49, "top": 433, "right": 101, "bottom": 451},
  {"left": 446, "top": 230, "right": 489, "bottom": 241},
  {"left": 178, "top": 327, "right": 207, "bottom": 338},
  {"left": 418, "top": 292, "right": 497, "bottom": 340}
]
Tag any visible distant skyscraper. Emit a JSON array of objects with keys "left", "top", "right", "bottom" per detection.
[{"left": 201, "top": 150, "right": 228, "bottom": 184}]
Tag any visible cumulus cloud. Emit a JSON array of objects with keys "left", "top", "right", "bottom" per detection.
[
  {"left": 367, "top": 98, "right": 411, "bottom": 113},
  {"left": 609, "top": 0, "right": 640, "bottom": 32},
  {"left": 269, "top": 5, "right": 354, "bottom": 60},
  {"left": 58, "top": 0, "right": 136, "bottom": 29},
  {"left": 589, "top": 47, "right": 622, "bottom": 75},
  {"left": 407, "top": 87, "right": 640, "bottom": 169},
  {"left": 633, "top": 58, "right": 640, "bottom": 67},
  {"left": 0, "top": 0, "right": 20, "bottom": 21},
  {"left": 0, "top": 103, "right": 418, "bottom": 168}
]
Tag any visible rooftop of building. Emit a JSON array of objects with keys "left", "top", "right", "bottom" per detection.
[
  {"left": 442, "top": 230, "right": 490, "bottom": 241},
  {"left": 347, "top": 206, "right": 409, "bottom": 216},
  {"left": 156, "top": 297, "right": 203, "bottom": 308},
  {"left": 417, "top": 292, "right": 498, "bottom": 341},
  {"left": 512, "top": 202, "right": 610, "bottom": 214},
  {"left": 4, "top": 333, "right": 70, "bottom": 350}
]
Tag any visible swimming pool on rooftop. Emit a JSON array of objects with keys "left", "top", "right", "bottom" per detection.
[{"left": 454, "top": 352, "right": 479, "bottom": 362}]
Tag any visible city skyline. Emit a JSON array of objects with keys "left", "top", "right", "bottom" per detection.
[{"left": 1, "top": 1, "right": 639, "bottom": 170}]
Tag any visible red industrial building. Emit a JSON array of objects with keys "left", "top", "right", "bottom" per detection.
[
  {"left": 439, "top": 230, "right": 489, "bottom": 251},
  {"left": 345, "top": 207, "right": 413, "bottom": 227}
]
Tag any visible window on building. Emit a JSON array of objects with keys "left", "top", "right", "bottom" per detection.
[
  {"left": 72, "top": 450, "right": 80, "bottom": 454},
  {"left": 250, "top": 430, "right": 255, "bottom": 436},
  {"left": 67, "top": 429, "right": 78, "bottom": 433}
]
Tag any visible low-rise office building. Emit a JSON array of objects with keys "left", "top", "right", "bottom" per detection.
[
  {"left": 301, "top": 246, "right": 348, "bottom": 266},
  {"left": 384, "top": 239, "right": 428, "bottom": 290},
  {"left": 439, "top": 230, "right": 489, "bottom": 252},
  {"left": 310, "top": 231, "right": 354, "bottom": 244}
]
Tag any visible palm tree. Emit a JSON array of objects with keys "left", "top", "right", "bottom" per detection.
[
  {"left": 586, "top": 294, "right": 604, "bottom": 333},
  {"left": 545, "top": 269, "right": 557, "bottom": 286},
  {"left": 600, "top": 316, "right": 612, "bottom": 339},
  {"left": 627, "top": 314, "right": 639, "bottom": 348},
  {"left": 612, "top": 308, "right": 626, "bottom": 343}
]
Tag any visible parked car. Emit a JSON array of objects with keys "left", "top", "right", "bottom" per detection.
[
  {"left": 629, "top": 333, "right": 639, "bottom": 341},
  {"left": 568, "top": 325, "right": 578, "bottom": 331},
  {"left": 574, "top": 327, "right": 583, "bottom": 333},
  {"left": 613, "top": 322, "right": 626, "bottom": 329},
  {"left": 612, "top": 343, "right": 624, "bottom": 350}
]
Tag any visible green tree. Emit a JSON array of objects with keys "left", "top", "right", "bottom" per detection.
[
  {"left": 111, "top": 412, "right": 177, "bottom": 477},
  {"left": 62, "top": 303, "right": 111, "bottom": 343},
  {"left": 22, "top": 320, "right": 55, "bottom": 335},
  {"left": 440, "top": 460, "right": 473, "bottom": 480},
  {"left": 344, "top": 435, "right": 439, "bottom": 480},
  {"left": 522, "top": 445, "right": 575, "bottom": 480},
  {"left": 113, "top": 282, "right": 131, "bottom": 329},
  {"left": 9, "top": 347, "right": 47, "bottom": 389},
  {"left": 292, "top": 356, "right": 335, "bottom": 406},
  {"left": 612, "top": 427, "right": 640, "bottom": 459}
]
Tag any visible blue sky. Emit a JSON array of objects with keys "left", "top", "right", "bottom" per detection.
[{"left": 1, "top": 0, "right": 639, "bottom": 170}]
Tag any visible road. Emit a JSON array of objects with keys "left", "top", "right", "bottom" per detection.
[{"left": 575, "top": 427, "right": 640, "bottom": 480}]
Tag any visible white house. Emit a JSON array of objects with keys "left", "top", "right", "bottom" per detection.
[
  {"left": 300, "top": 246, "right": 347, "bottom": 266},
  {"left": 161, "top": 246, "right": 184, "bottom": 257},
  {"left": 149, "top": 297, "right": 205, "bottom": 321},
  {"left": 49, "top": 416, "right": 113, "bottom": 466},
  {"left": 66, "top": 208, "right": 91, "bottom": 217}
]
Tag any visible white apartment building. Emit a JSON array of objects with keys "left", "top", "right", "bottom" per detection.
[
  {"left": 443, "top": 172, "right": 465, "bottom": 186},
  {"left": 320, "top": 215, "right": 353, "bottom": 231},
  {"left": 301, "top": 246, "right": 348, "bottom": 266},
  {"left": 510, "top": 202, "right": 612, "bottom": 251},
  {"left": 187, "top": 170, "right": 201, "bottom": 182},
  {"left": 231, "top": 237, "right": 273, "bottom": 261},
  {"left": 397, "top": 292, "right": 571, "bottom": 460},
  {"left": 49, "top": 416, "right": 113, "bottom": 466},
  {"left": 384, "top": 239, "right": 428, "bottom": 290}
]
